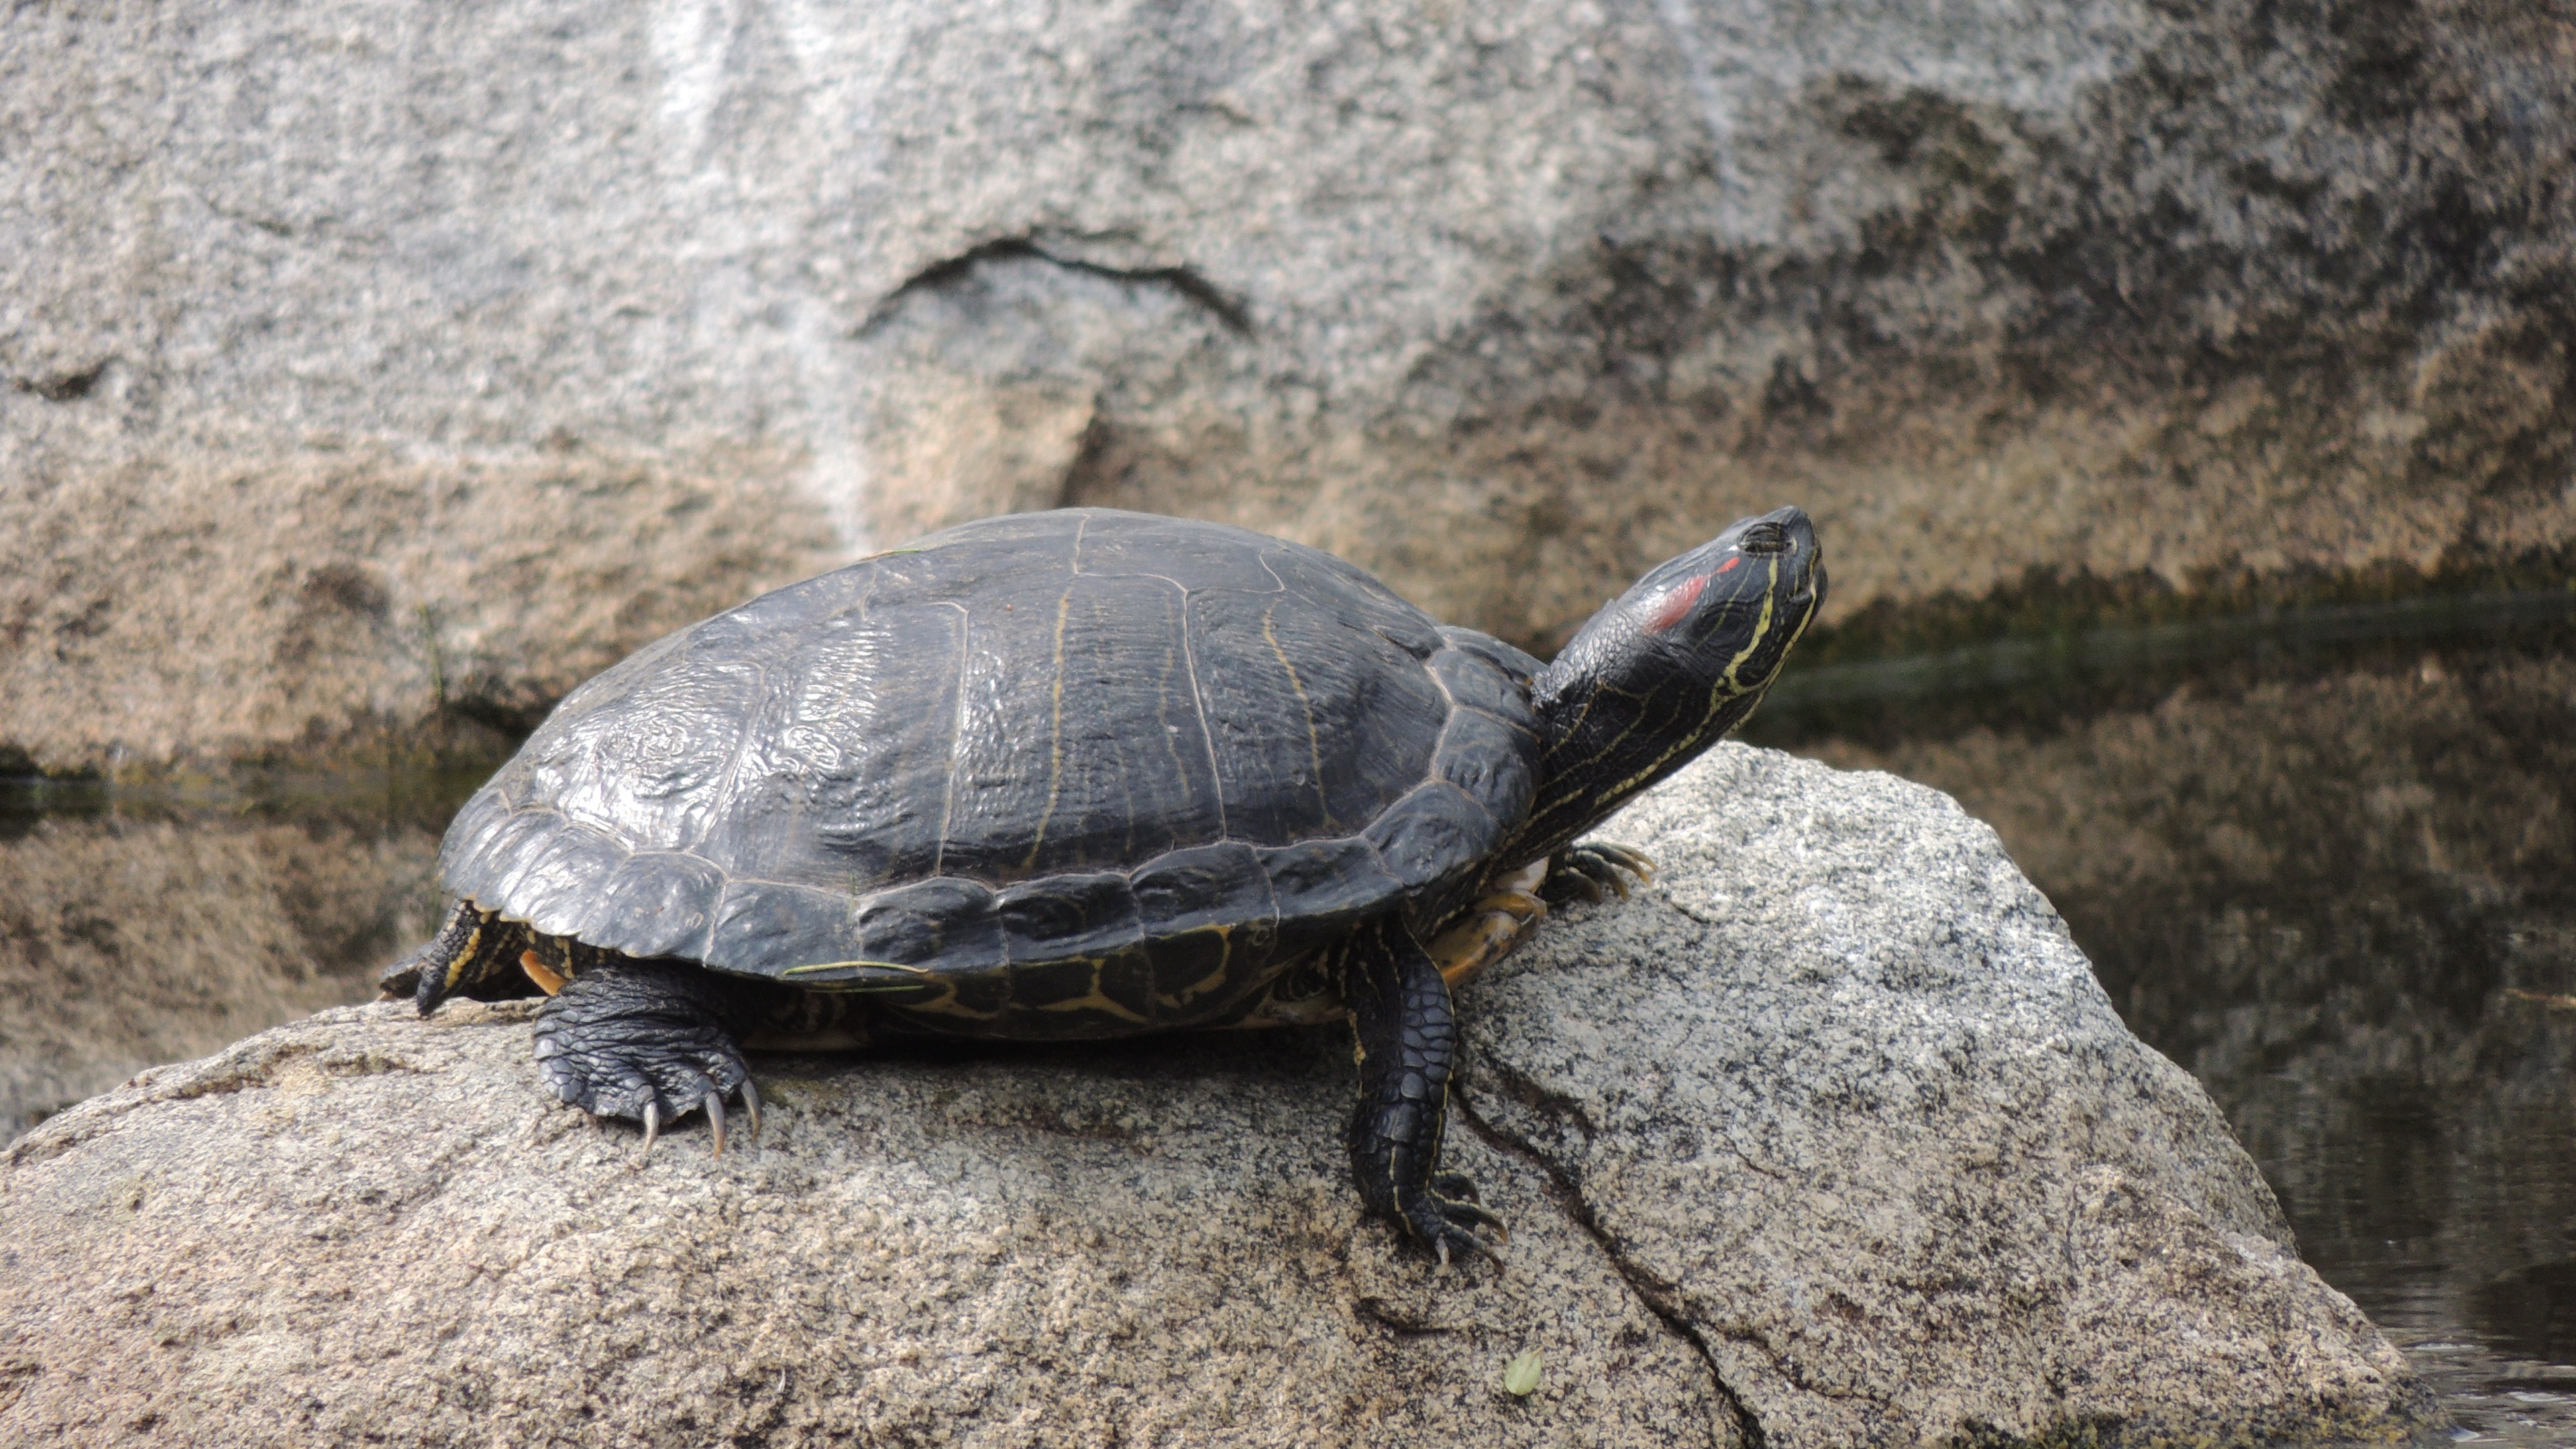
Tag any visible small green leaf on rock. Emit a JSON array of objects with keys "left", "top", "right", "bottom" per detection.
[{"left": 1503, "top": 1348, "right": 1543, "bottom": 1397}]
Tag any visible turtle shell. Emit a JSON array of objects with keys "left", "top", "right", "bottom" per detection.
[{"left": 440, "top": 508, "right": 1544, "bottom": 1037}]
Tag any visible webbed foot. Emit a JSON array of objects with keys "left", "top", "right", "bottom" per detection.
[
  {"left": 533, "top": 960, "right": 762, "bottom": 1157},
  {"left": 1544, "top": 841, "right": 1655, "bottom": 905}
]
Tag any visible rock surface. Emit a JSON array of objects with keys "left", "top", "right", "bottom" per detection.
[
  {"left": 7, "top": 0, "right": 2573, "bottom": 772},
  {"left": 0, "top": 746, "right": 2422, "bottom": 1446}
]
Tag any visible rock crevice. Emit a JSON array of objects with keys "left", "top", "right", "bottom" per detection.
[
  {"left": 865, "top": 237, "right": 1254, "bottom": 339},
  {"left": 1456, "top": 1094, "right": 1768, "bottom": 1448}
]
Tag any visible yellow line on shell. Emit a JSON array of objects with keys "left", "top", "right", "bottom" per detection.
[
  {"left": 1022, "top": 587, "right": 1075, "bottom": 871},
  {"left": 779, "top": 958, "right": 936, "bottom": 977},
  {"left": 1263, "top": 604, "right": 1330, "bottom": 824}
]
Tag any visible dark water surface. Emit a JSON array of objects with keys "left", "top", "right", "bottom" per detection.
[
  {"left": 1750, "top": 594, "right": 2576, "bottom": 1444},
  {"left": 0, "top": 770, "right": 462, "bottom": 1138},
  {"left": 5, "top": 591, "right": 2574, "bottom": 1442}
]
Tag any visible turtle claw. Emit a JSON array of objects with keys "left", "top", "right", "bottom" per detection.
[
  {"left": 1444, "top": 1196, "right": 1509, "bottom": 1238},
  {"left": 1591, "top": 841, "right": 1656, "bottom": 883},
  {"left": 629, "top": 1079, "right": 758, "bottom": 1161},
  {"left": 533, "top": 960, "right": 757, "bottom": 1159},
  {"left": 1405, "top": 1175, "right": 1509, "bottom": 1264},
  {"left": 1546, "top": 841, "right": 1655, "bottom": 906},
  {"left": 1431, "top": 1170, "right": 1482, "bottom": 1201},
  {"left": 1412, "top": 1195, "right": 1509, "bottom": 1265}
]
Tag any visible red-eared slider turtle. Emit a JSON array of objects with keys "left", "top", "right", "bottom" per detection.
[{"left": 386, "top": 506, "right": 1824, "bottom": 1259}]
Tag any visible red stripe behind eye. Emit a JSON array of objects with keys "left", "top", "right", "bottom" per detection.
[
  {"left": 1716, "top": 556, "right": 1741, "bottom": 574},
  {"left": 1644, "top": 574, "right": 1710, "bottom": 633}
]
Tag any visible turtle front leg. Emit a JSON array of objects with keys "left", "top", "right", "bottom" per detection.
[
  {"left": 532, "top": 959, "right": 763, "bottom": 1157},
  {"left": 1339, "top": 918, "right": 1507, "bottom": 1263},
  {"left": 1426, "top": 859, "right": 1550, "bottom": 989},
  {"left": 1543, "top": 841, "right": 1656, "bottom": 905}
]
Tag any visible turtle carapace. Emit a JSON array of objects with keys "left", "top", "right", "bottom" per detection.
[{"left": 383, "top": 507, "right": 1825, "bottom": 1262}]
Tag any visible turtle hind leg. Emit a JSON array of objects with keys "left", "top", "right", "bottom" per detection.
[
  {"left": 1339, "top": 918, "right": 1507, "bottom": 1264},
  {"left": 532, "top": 959, "right": 763, "bottom": 1157},
  {"left": 378, "top": 903, "right": 537, "bottom": 1016}
]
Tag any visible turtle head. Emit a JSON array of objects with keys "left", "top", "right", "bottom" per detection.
[{"left": 1508, "top": 506, "right": 1826, "bottom": 861}]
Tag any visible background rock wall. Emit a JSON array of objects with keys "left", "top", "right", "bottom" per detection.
[{"left": 7, "top": 0, "right": 2571, "bottom": 772}]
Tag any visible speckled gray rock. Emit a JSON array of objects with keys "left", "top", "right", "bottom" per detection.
[
  {"left": 6, "top": 0, "right": 2572, "bottom": 773},
  {"left": 1466, "top": 745, "right": 2427, "bottom": 1444},
  {"left": 0, "top": 746, "right": 2422, "bottom": 1446}
]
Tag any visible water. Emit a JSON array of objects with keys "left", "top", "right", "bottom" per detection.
[
  {"left": 0, "top": 771, "right": 465, "bottom": 1137},
  {"left": 1748, "top": 591, "right": 2576, "bottom": 1444},
  {"left": 4, "top": 590, "right": 2573, "bottom": 1440}
]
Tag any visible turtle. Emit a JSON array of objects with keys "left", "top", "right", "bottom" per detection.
[{"left": 384, "top": 505, "right": 1825, "bottom": 1260}]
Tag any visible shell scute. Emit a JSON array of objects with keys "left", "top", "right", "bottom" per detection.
[
  {"left": 710, "top": 881, "right": 867, "bottom": 975},
  {"left": 1144, "top": 916, "right": 1280, "bottom": 1014},
  {"left": 1009, "top": 956, "right": 1160, "bottom": 1025},
  {"left": 505, "top": 821, "right": 635, "bottom": 941},
  {"left": 1268, "top": 547, "right": 1445, "bottom": 661},
  {"left": 453, "top": 808, "right": 570, "bottom": 916},
  {"left": 526, "top": 655, "right": 761, "bottom": 856},
  {"left": 1433, "top": 709, "right": 1540, "bottom": 830},
  {"left": 998, "top": 871, "right": 1145, "bottom": 965},
  {"left": 1435, "top": 625, "right": 1543, "bottom": 688},
  {"left": 440, "top": 788, "right": 513, "bottom": 871},
  {"left": 1431, "top": 645, "right": 1536, "bottom": 725},
  {"left": 1362, "top": 782, "right": 1496, "bottom": 892},
  {"left": 856, "top": 877, "right": 1003, "bottom": 969},
  {"left": 1186, "top": 585, "right": 1445, "bottom": 841},
  {"left": 1131, "top": 841, "right": 1277, "bottom": 938},
  {"left": 775, "top": 606, "right": 964, "bottom": 885},
  {"left": 1259, "top": 836, "right": 1404, "bottom": 930},
  {"left": 1068, "top": 517, "right": 1281, "bottom": 592},
  {"left": 592, "top": 852, "right": 723, "bottom": 962}
]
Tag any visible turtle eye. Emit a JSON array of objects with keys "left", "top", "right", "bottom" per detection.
[{"left": 1737, "top": 522, "right": 1789, "bottom": 556}]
